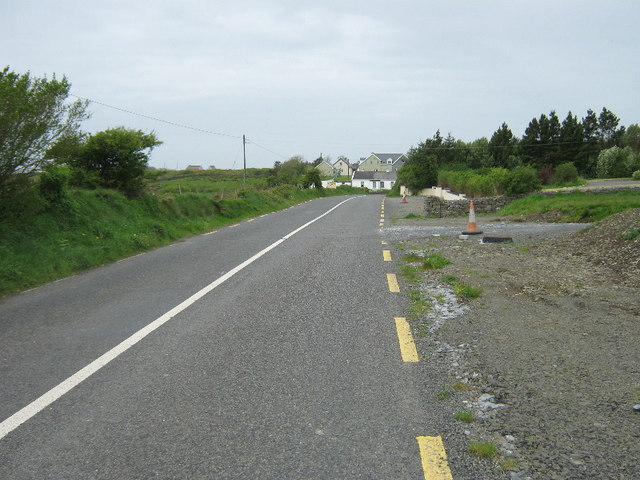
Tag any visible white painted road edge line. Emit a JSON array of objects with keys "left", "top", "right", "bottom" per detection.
[{"left": 0, "top": 197, "right": 354, "bottom": 440}]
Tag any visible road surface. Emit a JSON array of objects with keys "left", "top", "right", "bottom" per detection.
[{"left": 0, "top": 195, "right": 490, "bottom": 479}]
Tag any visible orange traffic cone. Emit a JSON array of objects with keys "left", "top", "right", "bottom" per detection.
[{"left": 462, "top": 200, "right": 483, "bottom": 235}]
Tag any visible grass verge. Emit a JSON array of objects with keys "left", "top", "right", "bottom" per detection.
[
  {"left": 499, "top": 189, "right": 640, "bottom": 222},
  {"left": 0, "top": 185, "right": 363, "bottom": 297}
]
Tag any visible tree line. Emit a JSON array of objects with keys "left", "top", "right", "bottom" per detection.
[{"left": 399, "top": 108, "right": 640, "bottom": 194}]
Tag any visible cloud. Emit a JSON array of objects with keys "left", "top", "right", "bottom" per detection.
[{"left": 2, "top": 0, "right": 639, "bottom": 168}]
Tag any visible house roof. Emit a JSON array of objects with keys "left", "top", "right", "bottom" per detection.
[
  {"left": 352, "top": 171, "right": 397, "bottom": 181},
  {"left": 371, "top": 153, "right": 406, "bottom": 164},
  {"left": 332, "top": 158, "right": 350, "bottom": 166},
  {"left": 315, "top": 160, "right": 333, "bottom": 171}
]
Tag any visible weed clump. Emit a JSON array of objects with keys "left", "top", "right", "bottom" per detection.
[
  {"left": 454, "top": 411, "right": 476, "bottom": 423},
  {"left": 468, "top": 441, "right": 499, "bottom": 459},
  {"left": 422, "top": 253, "right": 452, "bottom": 269}
]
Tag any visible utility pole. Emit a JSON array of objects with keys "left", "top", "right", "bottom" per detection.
[{"left": 243, "top": 134, "right": 247, "bottom": 186}]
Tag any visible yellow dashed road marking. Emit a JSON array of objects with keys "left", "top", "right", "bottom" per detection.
[
  {"left": 386, "top": 273, "right": 400, "bottom": 292},
  {"left": 417, "top": 436, "right": 454, "bottom": 480},
  {"left": 394, "top": 317, "right": 419, "bottom": 362},
  {"left": 383, "top": 250, "right": 392, "bottom": 261},
  {"left": 381, "top": 241, "right": 388, "bottom": 245}
]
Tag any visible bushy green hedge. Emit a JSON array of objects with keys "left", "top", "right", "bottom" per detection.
[
  {"left": 438, "top": 168, "right": 513, "bottom": 197},
  {"left": 438, "top": 166, "right": 542, "bottom": 197}
]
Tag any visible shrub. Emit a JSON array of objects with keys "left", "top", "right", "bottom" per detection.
[
  {"left": 302, "top": 168, "right": 323, "bottom": 189},
  {"left": 552, "top": 162, "right": 579, "bottom": 185},
  {"left": 505, "top": 166, "right": 541, "bottom": 195},
  {"left": 633, "top": 170, "right": 640, "bottom": 180},
  {"left": 0, "top": 174, "right": 44, "bottom": 221},
  {"left": 538, "top": 165, "right": 554, "bottom": 185},
  {"left": 438, "top": 168, "right": 510, "bottom": 197},
  {"left": 38, "top": 165, "right": 71, "bottom": 208},
  {"left": 73, "top": 127, "right": 161, "bottom": 198},
  {"left": 466, "top": 174, "right": 495, "bottom": 197},
  {"left": 596, "top": 146, "right": 637, "bottom": 178}
]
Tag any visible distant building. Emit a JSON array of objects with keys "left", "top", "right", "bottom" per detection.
[
  {"left": 186, "top": 165, "right": 203, "bottom": 171},
  {"left": 358, "top": 153, "right": 407, "bottom": 172},
  {"left": 332, "top": 157, "right": 353, "bottom": 177},
  {"left": 315, "top": 159, "right": 334, "bottom": 177},
  {"left": 352, "top": 170, "right": 397, "bottom": 191}
]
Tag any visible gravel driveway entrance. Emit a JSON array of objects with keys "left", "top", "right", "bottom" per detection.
[{"left": 384, "top": 195, "right": 640, "bottom": 479}]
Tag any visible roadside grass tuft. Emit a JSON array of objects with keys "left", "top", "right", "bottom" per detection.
[
  {"left": 622, "top": 227, "right": 640, "bottom": 241},
  {"left": 400, "top": 265, "right": 421, "bottom": 283},
  {"left": 454, "top": 411, "right": 476, "bottom": 423},
  {"left": 408, "top": 290, "right": 432, "bottom": 317},
  {"left": 416, "top": 324, "right": 430, "bottom": 338},
  {"left": 403, "top": 213, "right": 422, "bottom": 219},
  {"left": 437, "top": 387, "right": 452, "bottom": 400},
  {"left": 440, "top": 274, "right": 460, "bottom": 285},
  {"left": 468, "top": 441, "right": 499, "bottom": 459},
  {"left": 497, "top": 457, "right": 519, "bottom": 471},
  {"left": 452, "top": 382, "right": 473, "bottom": 392},
  {"left": 440, "top": 273, "right": 482, "bottom": 300},
  {"left": 403, "top": 253, "right": 422, "bottom": 263},
  {"left": 454, "top": 283, "right": 483, "bottom": 299},
  {"left": 422, "top": 253, "right": 452, "bottom": 269}
]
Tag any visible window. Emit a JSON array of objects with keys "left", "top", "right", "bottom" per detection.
[
  {"left": 360, "top": 181, "right": 365, "bottom": 187},
  {"left": 372, "top": 181, "right": 377, "bottom": 189},
  {"left": 380, "top": 181, "right": 385, "bottom": 188}
]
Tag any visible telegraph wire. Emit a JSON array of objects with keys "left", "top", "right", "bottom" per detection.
[
  {"left": 69, "top": 93, "right": 600, "bottom": 161},
  {"left": 70, "top": 93, "right": 242, "bottom": 140},
  {"left": 244, "top": 138, "right": 288, "bottom": 159}
]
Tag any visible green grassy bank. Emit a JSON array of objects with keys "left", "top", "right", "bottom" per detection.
[
  {"left": 0, "top": 184, "right": 363, "bottom": 298},
  {"left": 497, "top": 189, "right": 640, "bottom": 222}
]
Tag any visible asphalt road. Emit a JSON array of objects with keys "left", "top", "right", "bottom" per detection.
[{"left": 0, "top": 195, "right": 489, "bottom": 479}]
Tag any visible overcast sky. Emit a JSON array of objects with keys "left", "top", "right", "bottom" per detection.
[{"left": 2, "top": 0, "right": 639, "bottom": 170}]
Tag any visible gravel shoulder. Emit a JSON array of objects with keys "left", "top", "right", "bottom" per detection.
[{"left": 385, "top": 196, "right": 640, "bottom": 479}]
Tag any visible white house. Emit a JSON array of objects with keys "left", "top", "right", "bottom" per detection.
[{"left": 352, "top": 171, "right": 396, "bottom": 191}]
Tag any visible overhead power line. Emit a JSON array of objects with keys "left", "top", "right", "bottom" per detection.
[
  {"left": 245, "top": 138, "right": 288, "bottom": 159},
  {"left": 70, "top": 93, "right": 242, "bottom": 139}
]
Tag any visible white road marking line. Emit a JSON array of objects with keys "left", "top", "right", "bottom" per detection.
[{"left": 0, "top": 197, "right": 354, "bottom": 440}]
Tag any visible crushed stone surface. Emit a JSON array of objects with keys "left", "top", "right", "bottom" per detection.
[{"left": 386, "top": 197, "right": 640, "bottom": 479}]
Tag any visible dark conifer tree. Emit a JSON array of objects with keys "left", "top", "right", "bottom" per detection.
[
  {"left": 559, "top": 111, "right": 585, "bottom": 172},
  {"left": 489, "top": 122, "right": 518, "bottom": 168}
]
